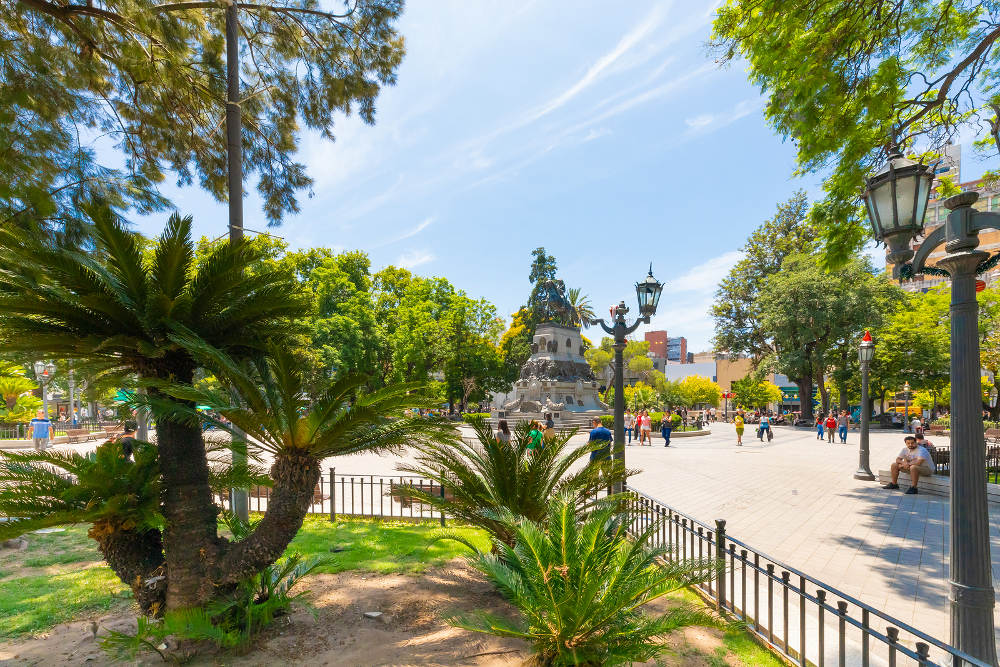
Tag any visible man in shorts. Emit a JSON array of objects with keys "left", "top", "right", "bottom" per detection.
[
  {"left": 30, "top": 409, "right": 53, "bottom": 451},
  {"left": 883, "top": 435, "right": 933, "bottom": 494}
]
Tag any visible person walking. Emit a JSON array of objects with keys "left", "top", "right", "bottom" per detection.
[
  {"left": 815, "top": 413, "right": 824, "bottom": 440},
  {"left": 758, "top": 412, "right": 771, "bottom": 441},
  {"left": 838, "top": 410, "right": 850, "bottom": 443},
  {"left": 639, "top": 410, "right": 652, "bottom": 445},
  {"left": 661, "top": 412, "right": 673, "bottom": 447},
  {"left": 30, "top": 409, "right": 53, "bottom": 451},
  {"left": 734, "top": 411, "right": 745, "bottom": 446},
  {"left": 588, "top": 417, "right": 612, "bottom": 462},
  {"left": 825, "top": 413, "right": 837, "bottom": 443},
  {"left": 624, "top": 410, "right": 634, "bottom": 445}
]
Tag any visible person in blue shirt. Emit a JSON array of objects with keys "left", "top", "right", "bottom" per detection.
[
  {"left": 30, "top": 410, "right": 53, "bottom": 451},
  {"left": 588, "top": 417, "right": 612, "bottom": 462}
]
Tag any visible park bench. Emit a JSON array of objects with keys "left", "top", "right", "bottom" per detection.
[
  {"left": 65, "top": 428, "right": 97, "bottom": 444},
  {"left": 928, "top": 424, "right": 947, "bottom": 436},
  {"left": 985, "top": 428, "right": 1000, "bottom": 445}
]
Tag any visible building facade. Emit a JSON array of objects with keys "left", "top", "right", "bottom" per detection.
[
  {"left": 893, "top": 144, "right": 1000, "bottom": 292},
  {"left": 644, "top": 330, "right": 668, "bottom": 357}
]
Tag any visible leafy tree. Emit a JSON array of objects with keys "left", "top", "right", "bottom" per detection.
[
  {"left": 628, "top": 355, "right": 654, "bottom": 382},
  {"left": 0, "top": 206, "right": 374, "bottom": 608},
  {"left": 7, "top": 0, "right": 404, "bottom": 239},
  {"left": 396, "top": 418, "right": 627, "bottom": 547},
  {"left": 678, "top": 375, "right": 722, "bottom": 408},
  {"left": 567, "top": 287, "right": 595, "bottom": 328},
  {"left": 499, "top": 307, "right": 534, "bottom": 379},
  {"left": 732, "top": 375, "right": 782, "bottom": 410},
  {"left": 584, "top": 347, "right": 613, "bottom": 382},
  {"left": 712, "top": 2, "right": 1000, "bottom": 266},
  {"left": 657, "top": 378, "right": 687, "bottom": 409},
  {"left": 712, "top": 192, "right": 815, "bottom": 361},
  {"left": 446, "top": 491, "right": 717, "bottom": 667},
  {"left": 758, "top": 254, "right": 900, "bottom": 421}
]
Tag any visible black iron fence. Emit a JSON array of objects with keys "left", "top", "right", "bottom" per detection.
[
  {"left": 623, "top": 486, "right": 990, "bottom": 667},
  {"left": 0, "top": 420, "right": 119, "bottom": 440},
  {"left": 218, "top": 472, "right": 986, "bottom": 666},
  {"left": 220, "top": 469, "right": 448, "bottom": 525}
]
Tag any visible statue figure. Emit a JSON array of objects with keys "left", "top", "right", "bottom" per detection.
[{"left": 531, "top": 278, "right": 574, "bottom": 325}]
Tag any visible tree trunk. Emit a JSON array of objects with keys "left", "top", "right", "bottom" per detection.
[
  {"left": 91, "top": 523, "right": 167, "bottom": 616},
  {"left": 795, "top": 376, "right": 814, "bottom": 422},
  {"left": 817, "top": 372, "right": 829, "bottom": 415},
  {"left": 216, "top": 452, "right": 320, "bottom": 586},
  {"left": 156, "top": 407, "right": 224, "bottom": 610}
]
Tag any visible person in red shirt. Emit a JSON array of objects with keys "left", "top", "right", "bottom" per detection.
[{"left": 824, "top": 413, "right": 837, "bottom": 443}]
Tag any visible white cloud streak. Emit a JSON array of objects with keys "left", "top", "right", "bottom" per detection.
[{"left": 397, "top": 249, "right": 435, "bottom": 269}]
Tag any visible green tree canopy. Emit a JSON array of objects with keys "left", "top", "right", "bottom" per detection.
[
  {"left": 712, "top": 191, "right": 815, "bottom": 361},
  {"left": 678, "top": 375, "right": 722, "bottom": 408},
  {"left": 712, "top": 1, "right": 1000, "bottom": 265},
  {"left": 8, "top": 0, "right": 404, "bottom": 239},
  {"left": 732, "top": 375, "right": 782, "bottom": 410}
]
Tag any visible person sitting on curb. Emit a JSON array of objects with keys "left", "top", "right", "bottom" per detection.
[{"left": 883, "top": 435, "right": 933, "bottom": 494}]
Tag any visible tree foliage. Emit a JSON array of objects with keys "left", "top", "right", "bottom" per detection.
[
  {"left": 712, "top": 1, "right": 1000, "bottom": 265},
  {"left": 731, "top": 375, "right": 782, "bottom": 409},
  {"left": 677, "top": 375, "right": 722, "bottom": 408},
  {"left": 712, "top": 191, "right": 815, "bottom": 360},
  {"left": 7, "top": 0, "right": 404, "bottom": 239}
]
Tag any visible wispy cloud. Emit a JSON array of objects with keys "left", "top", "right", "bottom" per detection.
[
  {"left": 524, "top": 4, "right": 666, "bottom": 124},
  {"left": 646, "top": 250, "right": 744, "bottom": 352},
  {"left": 373, "top": 216, "right": 435, "bottom": 248},
  {"left": 398, "top": 249, "right": 435, "bottom": 269},
  {"left": 683, "top": 97, "right": 765, "bottom": 136}
]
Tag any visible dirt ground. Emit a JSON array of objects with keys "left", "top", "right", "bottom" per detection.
[{"left": 0, "top": 563, "right": 740, "bottom": 666}]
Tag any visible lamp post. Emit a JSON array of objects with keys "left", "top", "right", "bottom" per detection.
[
  {"left": 68, "top": 366, "right": 76, "bottom": 426},
  {"left": 902, "top": 381, "right": 912, "bottom": 432},
  {"left": 864, "top": 149, "right": 1000, "bottom": 664},
  {"left": 32, "top": 361, "right": 56, "bottom": 420},
  {"left": 590, "top": 265, "right": 664, "bottom": 493},
  {"left": 854, "top": 331, "right": 875, "bottom": 480}
]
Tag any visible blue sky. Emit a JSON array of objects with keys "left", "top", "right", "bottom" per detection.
[{"left": 131, "top": 1, "right": 879, "bottom": 350}]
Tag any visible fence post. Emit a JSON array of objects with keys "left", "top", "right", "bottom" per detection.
[
  {"left": 329, "top": 467, "right": 335, "bottom": 522},
  {"left": 440, "top": 482, "right": 446, "bottom": 527},
  {"left": 715, "top": 519, "right": 727, "bottom": 613}
]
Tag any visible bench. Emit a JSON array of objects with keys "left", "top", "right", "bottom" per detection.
[
  {"left": 877, "top": 469, "right": 1000, "bottom": 504},
  {"left": 65, "top": 429, "right": 97, "bottom": 444},
  {"left": 986, "top": 428, "right": 1000, "bottom": 445},
  {"left": 928, "top": 425, "right": 947, "bottom": 436}
]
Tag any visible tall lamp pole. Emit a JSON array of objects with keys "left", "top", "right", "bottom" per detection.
[
  {"left": 854, "top": 331, "right": 875, "bottom": 480},
  {"left": 902, "top": 381, "right": 912, "bottom": 432},
  {"left": 590, "top": 266, "right": 664, "bottom": 493},
  {"left": 32, "top": 361, "right": 56, "bottom": 420},
  {"left": 864, "top": 149, "right": 999, "bottom": 664},
  {"left": 68, "top": 365, "right": 76, "bottom": 426}
]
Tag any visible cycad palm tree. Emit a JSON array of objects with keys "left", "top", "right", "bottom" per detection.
[
  {"left": 567, "top": 287, "right": 595, "bottom": 328},
  {"left": 141, "top": 333, "right": 457, "bottom": 587},
  {"left": 0, "top": 202, "right": 308, "bottom": 610},
  {"left": 447, "top": 492, "right": 719, "bottom": 666},
  {"left": 0, "top": 374, "right": 35, "bottom": 410},
  {"left": 395, "top": 417, "right": 627, "bottom": 546}
]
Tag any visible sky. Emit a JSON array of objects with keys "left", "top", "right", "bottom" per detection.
[{"left": 127, "top": 0, "right": 934, "bottom": 351}]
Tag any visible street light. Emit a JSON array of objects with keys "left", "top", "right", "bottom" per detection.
[
  {"left": 32, "top": 361, "right": 57, "bottom": 420},
  {"left": 902, "top": 380, "right": 912, "bottom": 432},
  {"left": 68, "top": 366, "right": 76, "bottom": 426},
  {"left": 864, "top": 148, "right": 1000, "bottom": 664},
  {"left": 854, "top": 331, "right": 875, "bottom": 480},
  {"left": 591, "top": 266, "right": 664, "bottom": 493}
]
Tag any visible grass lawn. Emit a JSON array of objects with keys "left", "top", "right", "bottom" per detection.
[
  {"left": 0, "top": 517, "right": 488, "bottom": 640},
  {"left": 0, "top": 519, "right": 784, "bottom": 666}
]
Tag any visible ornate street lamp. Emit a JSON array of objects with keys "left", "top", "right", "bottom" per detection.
[
  {"left": 591, "top": 266, "right": 664, "bottom": 493},
  {"left": 902, "top": 380, "right": 912, "bottom": 432},
  {"left": 864, "top": 148, "right": 1000, "bottom": 664},
  {"left": 32, "top": 361, "right": 56, "bottom": 420},
  {"left": 854, "top": 331, "right": 875, "bottom": 480}
]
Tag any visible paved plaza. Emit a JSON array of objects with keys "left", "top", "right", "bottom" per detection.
[{"left": 14, "top": 421, "right": 1000, "bottom": 655}]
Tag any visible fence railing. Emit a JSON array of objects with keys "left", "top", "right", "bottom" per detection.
[
  {"left": 219, "top": 469, "right": 448, "bottom": 525},
  {"left": 216, "top": 471, "right": 985, "bottom": 666},
  {"left": 623, "top": 486, "right": 991, "bottom": 667},
  {"left": 0, "top": 420, "right": 119, "bottom": 440}
]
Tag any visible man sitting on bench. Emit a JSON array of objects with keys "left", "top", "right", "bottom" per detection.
[{"left": 883, "top": 435, "right": 933, "bottom": 495}]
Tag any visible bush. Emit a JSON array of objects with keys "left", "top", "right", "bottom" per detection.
[
  {"left": 461, "top": 412, "right": 491, "bottom": 423},
  {"left": 446, "top": 492, "right": 719, "bottom": 666},
  {"left": 600, "top": 415, "right": 614, "bottom": 428},
  {"left": 395, "top": 417, "right": 628, "bottom": 546}
]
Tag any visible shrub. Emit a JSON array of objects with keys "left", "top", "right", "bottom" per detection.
[
  {"left": 600, "top": 415, "right": 614, "bottom": 428},
  {"left": 445, "top": 492, "right": 719, "bottom": 666},
  {"left": 395, "top": 417, "right": 629, "bottom": 546},
  {"left": 461, "top": 412, "right": 491, "bottom": 423}
]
